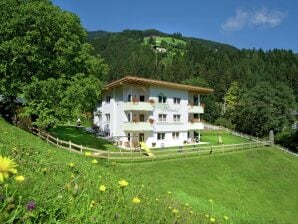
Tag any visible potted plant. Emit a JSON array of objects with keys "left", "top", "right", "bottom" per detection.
[
  {"left": 132, "top": 97, "right": 139, "bottom": 104},
  {"left": 148, "top": 118, "right": 154, "bottom": 124},
  {"left": 148, "top": 98, "right": 155, "bottom": 104}
]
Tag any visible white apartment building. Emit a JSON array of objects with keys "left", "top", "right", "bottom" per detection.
[{"left": 94, "top": 76, "right": 213, "bottom": 148}]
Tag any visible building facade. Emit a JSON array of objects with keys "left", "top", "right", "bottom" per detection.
[{"left": 94, "top": 76, "right": 213, "bottom": 148}]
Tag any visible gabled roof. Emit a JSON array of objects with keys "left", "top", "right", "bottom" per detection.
[{"left": 103, "top": 76, "right": 214, "bottom": 94}]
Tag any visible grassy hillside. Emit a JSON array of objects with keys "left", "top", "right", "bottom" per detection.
[
  {"left": 0, "top": 118, "right": 200, "bottom": 223},
  {"left": 1, "top": 118, "right": 298, "bottom": 223},
  {"left": 123, "top": 149, "right": 298, "bottom": 224}
]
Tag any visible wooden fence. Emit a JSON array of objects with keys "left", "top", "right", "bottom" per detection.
[{"left": 31, "top": 127, "right": 272, "bottom": 162}]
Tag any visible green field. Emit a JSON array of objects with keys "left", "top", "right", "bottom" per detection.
[
  {"left": 49, "top": 126, "right": 117, "bottom": 151},
  {"left": 144, "top": 36, "right": 186, "bottom": 47},
  {"left": 1, "top": 118, "right": 298, "bottom": 223}
]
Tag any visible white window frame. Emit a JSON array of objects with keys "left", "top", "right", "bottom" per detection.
[
  {"left": 172, "top": 132, "right": 179, "bottom": 139},
  {"left": 157, "top": 132, "right": 165, "bottom": 140},
  {"left": 173, "top": 114, "right": 181, "bottom": 122},
  {"left": 173, "top": 97, "right": 181, "bottom": 104},
  {"left": 158, "top": 114, "right": 167, "bottom": 122}
]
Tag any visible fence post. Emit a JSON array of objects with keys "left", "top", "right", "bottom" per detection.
[
  {"left": 80, "top": 145, "right": 83, "bottom": 153},
  {"left": 56, "top": 138, "right": 59, "bottom": 147},
  {"left": 69, "top": 141, "right": 71, "bottom": 152}
]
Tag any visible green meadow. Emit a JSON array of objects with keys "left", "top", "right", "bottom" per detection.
[{"left": 1, "top": 118, "right": 298, "bottom": 223}]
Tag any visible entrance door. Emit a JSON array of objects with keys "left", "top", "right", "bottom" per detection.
[{"left": 139, "top": 133, "right": 145, "bottom": 142}]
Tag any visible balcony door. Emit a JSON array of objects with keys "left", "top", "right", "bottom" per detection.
[
  {"left": 139, "top": 114, "right": 145, "bottom": 122},
  {"left": 139, "top": 133, "right": 145, "bottom": 142}
]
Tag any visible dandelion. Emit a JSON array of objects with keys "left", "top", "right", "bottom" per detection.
[
  {"left": 15, "top": 175, "right": 25, "bottom": 182},
  {"left": 208, "top": 199, "right": 213, "bottom": 203},
  {"left": 99, "top": 185, "right": 106, "bottom": 192},
  {"left": 172, "top": 208, "right": 179, "bottom": 215},
  {"left": 132, "top": 197, "right": 141, "bottom": 204},
  {"left": 185, "top": 203, "right": 190, "bottom": 207},
  {"left": 91, "top": 159, "right": 98, "bottom": 164},
  {"left": 118, "top": 179, "right": 128, "bottom": 188},
  {"left": 155, "top": 198, "right": 159, "bottom": 202},
  {"left": 205, "top": 214, "right": 209, "bottom": 218},
  {"left": 84, "top": 152, "right": 91, "bottom": 157},
  {"left": 210, "top": 217, "right": 216, "bottom": 223},
  {"left": 26, "top": 201, "right": 36, "bottom": 211},
  {"left": 41, "top": 168, "right": 48, "bottom": 174},
  {"left": 68, "top": 162, "right": 75, "bottom": 168},
  {"left": 190, "top": 210, "right": 193, "bottom": 214},
  {"left": 0, "top": 156, "right": 17, "bottom": 182},
  {"left": 168, "top": 191, "right": 172, "bottom": 195},
  {"left": 90, "top": 200, "right": 96, "bottom": 208},
  {"left": 224, "top": 215, "right": 229, "bottom": 220}
]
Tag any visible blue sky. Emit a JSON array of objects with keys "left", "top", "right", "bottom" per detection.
[{"left": 52, "top": 0, "right": 298, "bottom": 52}]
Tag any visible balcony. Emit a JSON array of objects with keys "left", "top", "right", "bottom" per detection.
[
  {"left": 188, "top": 105, "right": 204, "bottom": 113},
  {"left": 124, "top": 102, "right": 153, "bottom": 111},
  {"left": 123, "top": 122, "right": 153, "bottom": 132},
  {"left": 188, "top": 122, "right": 204, "bottom": 130}
]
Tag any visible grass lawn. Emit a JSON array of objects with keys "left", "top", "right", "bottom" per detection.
[
  {"left": 1, "top": 118, "right": 297, "bottom": 223},
  {"left": 200, "top": 130, "right": 251, "bottom": 145},
  {"left": 49, "top": 126, "right": 118, "bottom": 151},
  {"left": 121, "top": 148, "right": 298, "bottom": 224}
]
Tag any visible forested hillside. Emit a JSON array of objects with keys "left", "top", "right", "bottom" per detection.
[{"left": 89, "top": 29, "right": 298, "bottom": 145}]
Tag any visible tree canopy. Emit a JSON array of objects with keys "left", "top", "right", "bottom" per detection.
[{"left": 0, "top": 0, "right": 108, "bottom": 128}]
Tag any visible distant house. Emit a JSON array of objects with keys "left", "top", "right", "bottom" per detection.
[
  {"left": 94, "top": 76, "right": 213, "bottom": 148},
  {"left": 152, "top": 45, "right": 167, "bottom": 53}
]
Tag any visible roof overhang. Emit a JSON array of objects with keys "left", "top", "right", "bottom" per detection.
[{"left": 103, "top": 76, "right": 214, "bottom": 94}]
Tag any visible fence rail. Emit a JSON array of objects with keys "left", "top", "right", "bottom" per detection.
[{"left": 31, "top": 127, "right": 272, "bottom": 162}]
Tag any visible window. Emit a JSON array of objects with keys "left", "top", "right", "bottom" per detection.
[
  {"left": 105, "top": 114, "right": 110, "bottom": 121},
  {"left": 158, "top": 114, "right": 167, "bottom": 122},
  {"left": 172, "top": 132, "right": 179, "bottom": 139},
  {"left": 173, "top": 114, "right": 181, "bottom": 122},
  {"left": 128, "top": 94, "right": 131, "bottom": 102},
  {"left": 106, "top": 96, "right": 111, "bottom": 103},
  {"left": 139, "top": 114, "right": 145, "bottom": 122},
  {"left": 157, "top": 133, "right": 165, "bottom": 140},
  {"left": 127, "top": 133, "right": 131, "bottom": 141},
  {"left": 127, "top": 113, "right": 131, "bottom": 122},
  {"left": 173, "top": 97, "right": 181, "bottom": 104},
  {"left": 139, "top": 95, "right": 145, "bottom": 102},
  {"left": 158, "top": 95, "right": 167, "bottom": 103}
]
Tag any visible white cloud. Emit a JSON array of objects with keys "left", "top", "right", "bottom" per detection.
[
  {"left": 250, "top": 8, "right": 286, "bottom": 28},
  {"left": 221, "top": 8, "right": 287, "bottom": 32},
  {"left": 221, "top": 9, "right": 248, "bottom": 32}
]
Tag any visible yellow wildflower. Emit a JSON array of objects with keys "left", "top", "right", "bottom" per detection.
[
  {"left": 224, "top": 215, "right": 229, "bottom": 220},
  {"left": 208, "top": 199, "right": 214, "bottom": 203},
  {"left": 15, "top": 175, "right": 25, "bottom": 182},
  {"left": 205, "top": 214, "right": 209, "bottom": 218},
  {"left": 99, "top": 185, "right": 106, "bottom": 192},
  {"left": 172, "top": 208, "right": 179, "bottom": 215},
  {"left": 185, "top": 203, "right": 190, "bottom": 207},
  {"left": 68, "top": 162, "right": 75, "bottom": 168},
  {"left": 84, "top": 152, "right": 91, "bottom": 157},
  {"left": 190, "top": 210, "right": 193, "bottom": 214},
  {"left": 132, "top": 197, "right": 141, "bottom": 204},
  {"left": 90, "top": 200, "right": 96, "bottom": 208},
  {"left": 0, "top": 156, "right": 17, "bottom": 182},
  {"left": 210, "top": 217, "right": 216, "bottom": 223},
  {"left": 91, "top": 159, "right": 98, "bottom": 164},
  {"left": 118, "top": 179, "right": 128, "bottom": 188},
  {"left": 168, "top": 191, "right": 172, "bottom": 195}
]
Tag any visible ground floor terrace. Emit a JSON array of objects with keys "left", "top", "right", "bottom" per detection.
[{"left": 114, "top": 130, "right": 202, "bottom": 149}]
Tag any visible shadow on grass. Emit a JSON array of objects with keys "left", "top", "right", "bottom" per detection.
[{"left": 49, "top": 126, "right": 118, "bottom": 151}]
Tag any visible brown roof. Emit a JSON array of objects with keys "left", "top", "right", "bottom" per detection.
[{"left": 103, "top": 76, "right": 214, "bottom": 94}]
